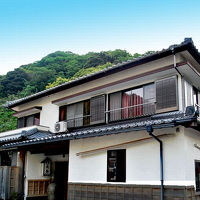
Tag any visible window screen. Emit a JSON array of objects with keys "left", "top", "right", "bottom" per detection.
[
  {"left": 156, "top": 76, "right": 178, "bottom": 113},
  {"left": 90, "top": 95, "right": 105, "bottom": 124}
]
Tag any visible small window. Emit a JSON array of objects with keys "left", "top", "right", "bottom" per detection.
[
  {"left": 195, "top": 161, "right": 200, "bottom": 191},
  {"left": 17, "top": 113, "right": 40, "bottom": 128},
  {"left": 107, "top": 149, "right": 126, "bottom": 182}
]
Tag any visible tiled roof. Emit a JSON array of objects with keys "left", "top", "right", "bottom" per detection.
[
  {"left": 4, "top": 38, "right": 200, "bottom": 108},
  {"left": 1, "top": 111, "right": 197, "bottom": 149},
  {"left": 0, "top": 128, "right": 51, "bottom": 144}
]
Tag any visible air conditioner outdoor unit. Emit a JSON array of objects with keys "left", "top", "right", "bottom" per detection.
[{"left": 54, "top": 121, "right": 68, "bottom": 133}]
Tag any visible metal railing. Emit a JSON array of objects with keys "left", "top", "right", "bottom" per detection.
[
  {"left": 106, "top": 101, "right": 156, "bottom": 122},
  {"left": 65, "top": 115, "right": 91, "bottom": 128},
  {"left": 63, "top": 101, "right": 156, "bottom": 128}
]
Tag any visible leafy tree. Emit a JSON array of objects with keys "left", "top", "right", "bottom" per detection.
[{"left": 46, "top": 77, "right": 69, "bottom": 89}]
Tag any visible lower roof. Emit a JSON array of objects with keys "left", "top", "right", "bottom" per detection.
[{"left": 1, "top": 111, "right": 197, "bottom": 149}]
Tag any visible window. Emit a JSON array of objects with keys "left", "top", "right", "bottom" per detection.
[
  {"left": 195, "top": 161, "right": 200, "bottom": 191},
  {"left": 107, "top": 149, "right": 126, "bottom": 182},
  {"left": 109, "top": 83, "right": 155, "bottom": 121},
  {"left": 65, "top": 100, "right": 90, "bottom": 128},
  {"left": 0, "top": 152, "right": 11, "bottom": 166},
  {"left": 17, "top": 113, "right": 40, "bottom": 128},
  {"left": 59, "top": 95, "right": 105, "bottom": 128},
  {"left": 28, "top": 180, "right": 50, "bottom": 197}
]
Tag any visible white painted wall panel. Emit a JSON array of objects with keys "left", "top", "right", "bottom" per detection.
[
  {"left": 68, "top": 128, "right": 190, "bottom": 186},
  {"left": 40, "top": 103, "right": 59, "bottom": 132},
  {"left": 184, "top": 128, "right": 200, "bottom": 187}
]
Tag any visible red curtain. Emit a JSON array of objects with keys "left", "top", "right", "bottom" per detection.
[{"left": 122, "top": 93, "right": 131, "bottom": 119}]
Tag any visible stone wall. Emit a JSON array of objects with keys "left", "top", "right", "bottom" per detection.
[{"left": 68, "top": 183, "right": 200, "bottom": 200}]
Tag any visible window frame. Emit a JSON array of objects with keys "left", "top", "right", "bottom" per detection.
[{"left": 107, "top": 149, "right": 126, "bottom": 182}]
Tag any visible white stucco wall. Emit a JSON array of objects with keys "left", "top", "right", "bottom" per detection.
[
  {"left": 68, "top": 127, "right": 192, "bottom": 186},
  {"left": 40, "top": 103, "right": 59, "bottom": 131},
  {"left": 183, "top": 128, "right": 200, "bottom": 188}
]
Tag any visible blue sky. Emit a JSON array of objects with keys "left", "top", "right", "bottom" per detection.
[{"left": 0, "top": 0, "right": 200, "bottom": 75}]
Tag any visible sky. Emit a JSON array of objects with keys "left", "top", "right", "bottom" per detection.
[{"left": 0, "top": 0, "right": 200, "bottom": 75}]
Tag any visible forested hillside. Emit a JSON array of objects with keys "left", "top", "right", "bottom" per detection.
[{"left": 0, "top": 49, "right": 153, "bottom": 132}]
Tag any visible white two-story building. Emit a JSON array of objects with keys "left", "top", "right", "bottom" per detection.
[{"left": 1, "top": 38, "right": 200, "bottom": 200}]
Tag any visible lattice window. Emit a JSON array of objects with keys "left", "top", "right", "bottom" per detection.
[{"left": 28, "top": 180, "right": 50, "bottom": 197}]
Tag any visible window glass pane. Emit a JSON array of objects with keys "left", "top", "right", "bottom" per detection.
[
  {"left": 109, "top": 92, "right": 122, "bottom": 121},
  {"left": 67, "top": 104, "right": 75, "bottom": 128},
  {"left": 18, "top": 118, "right": 24, "bottom": 128},
  {"left": 34, "top": 113, "right": 40, "bottom": 126},
  {"left": 75, "top": 102, "right": 83, "bottom": 127},
  {"left": 83, "top": 100, "right": 90, "bottom": 125},
  {"left": 143, "top": 84, "right": 155, "bottom": 115},
  {"left": 122, "top": 91, "right": 131, "bottom": 119},
  {"left": 130, "top": 88, "right": 143, "bottom": 118},
  {"left": 107, "top": 149, "right": 126, "bottom": 182},
  {"left": 26, "top": 116, "right": 34, "bottom": 127},
  {"left": 59, "top": 106, "right": 67, "bottom": 121},
  {"left": 122, "top": 88, "right": 143, "bottom": 119}
]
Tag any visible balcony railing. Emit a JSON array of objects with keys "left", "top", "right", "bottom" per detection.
[
  {"left": 107, "top": 101, "right": 156, "bottom": 122},
  {"left": 66, "top": 115, "right": 91, "bottom": 128},
  {"left": 64, "top": 101, "right": 156, "bottom": 128}
]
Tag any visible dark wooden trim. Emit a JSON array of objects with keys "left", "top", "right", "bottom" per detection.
[
  {"left": 53, "top": 62, "right": 185, "bottom": 104},
  {"left": 13, "top": 106, "right": 42, "bottom": 117}
]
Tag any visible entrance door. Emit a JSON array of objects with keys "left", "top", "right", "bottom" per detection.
[{"left": 54, "top": 162, "right": 68, "bottom": 200}]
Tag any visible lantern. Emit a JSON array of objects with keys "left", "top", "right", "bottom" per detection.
[{"left": 41, "top": 157, "right": 52, "bottom": 176}]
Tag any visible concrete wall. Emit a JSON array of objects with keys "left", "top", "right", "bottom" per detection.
[{"left": 68, "top": 127, "right": 193, "bottom": 186}]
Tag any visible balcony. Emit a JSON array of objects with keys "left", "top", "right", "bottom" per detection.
[{"left": 0, "top": 125, "right": 49, "bottom": 141}]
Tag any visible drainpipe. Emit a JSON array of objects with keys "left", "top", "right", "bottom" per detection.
[{"left": 146, "top": 125, "right": 164, "bottom": 200}]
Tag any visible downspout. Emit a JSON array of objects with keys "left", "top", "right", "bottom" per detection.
[{"left": 146, "top": 125, "right": 164, "bottom": 200}]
